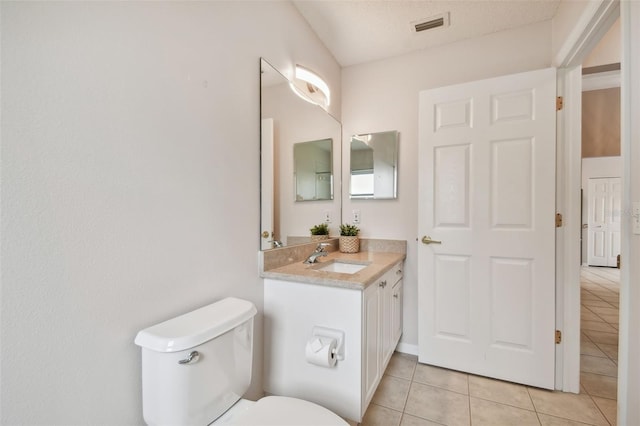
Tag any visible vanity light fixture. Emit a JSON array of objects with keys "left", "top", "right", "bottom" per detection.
[
  {"left": 289, "top": 64, "right": 331, "bottom": 109},
  {"left": 352, "top": 134, "right": 372, "bottom": 144}
]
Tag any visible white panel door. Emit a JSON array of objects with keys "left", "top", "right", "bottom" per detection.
[
  {"left": 587, "top": 177, "right": 621, "bottom": 267},
  {"left": 261, "top": 118, "right": 275, "bottom": 250},
  {"left": 418, "top": 68, "right": 557, "bottom": 389}
]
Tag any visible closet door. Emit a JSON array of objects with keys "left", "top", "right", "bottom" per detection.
[{"left": 587, "top": 177, "right": 621, "bottom": 267}]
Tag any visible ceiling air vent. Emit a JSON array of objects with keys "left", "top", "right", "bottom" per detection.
[{"left": 411, "top": 12, "right": 450, "bottom": 33}]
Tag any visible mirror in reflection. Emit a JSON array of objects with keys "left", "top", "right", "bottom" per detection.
[
  {"left": 350, "top": 131, "right": 399, "bottom": 199},
  {"left": 260, "top": 58, "right": 341, "bottom": 250},
  {"left": 294, "top": 138, "right": 333, "bottom": 202}
]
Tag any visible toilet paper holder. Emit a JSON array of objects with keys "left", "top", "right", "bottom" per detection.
[{"left": 311, "top": 326, "right": 345, "bottom": 361}]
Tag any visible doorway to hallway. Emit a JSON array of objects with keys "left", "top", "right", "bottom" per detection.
[{"left": 580, "top": 266, "right": 619, "bottom": 424}]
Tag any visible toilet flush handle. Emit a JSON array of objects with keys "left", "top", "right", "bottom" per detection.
[{"left": 178, "top": 351, "right": 200, "bottom": 365}]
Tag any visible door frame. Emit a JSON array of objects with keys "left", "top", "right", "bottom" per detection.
[
  {"left": 555, "top": 1, "right": 640, "bottom": 424},
  {"left": 260, "top": 118, "right": 275, "bottom": 250},
  {"left": 554, "top": 0, "right": 619, "bottom": 395}
]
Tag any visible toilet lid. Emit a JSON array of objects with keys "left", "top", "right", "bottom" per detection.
[{"left": 228, "top": 396, "right": 348, "bottom": 426}]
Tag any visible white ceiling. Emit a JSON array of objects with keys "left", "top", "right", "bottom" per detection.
[{"left": 292, "top": 0, "right": 561, "bottom": 67}]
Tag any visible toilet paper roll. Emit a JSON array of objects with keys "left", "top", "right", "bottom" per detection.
[{"left": 305, "top": 337, "right": 337, "bottom": 368}]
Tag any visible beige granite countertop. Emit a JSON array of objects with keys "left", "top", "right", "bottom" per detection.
[{"left": 261, "top": 250, "right": 406, "bottom": 290}]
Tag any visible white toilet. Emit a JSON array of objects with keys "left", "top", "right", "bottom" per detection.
[{"left": 134, "top": 297, "right": 348, "bottom": 426}]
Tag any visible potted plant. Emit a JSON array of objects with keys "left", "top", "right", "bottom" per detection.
[
  {"left": 310, "top": 223, "right": 330, "bottom": 242},
  {"left": 339, "top": 224, "right": 360, "bottom": 253}
]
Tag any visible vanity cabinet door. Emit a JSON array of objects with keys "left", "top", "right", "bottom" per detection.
[
  {"left": 382, "top": 262, "right": 403, "bottom": 365},
  {"left": 363, "top": 264, "right": 402, "bottom": 413},
  {"left": 362, "top": 283, "right": 381, "bottom": 408},
  {"left": 391, "top": 279, "right": 403, "bottom": 347},
  {"left": 381, "top": 272, "right": 394, "bottom": 366},
  {"left": 391, "top": 262, "right": 404, "bottom": 350}
]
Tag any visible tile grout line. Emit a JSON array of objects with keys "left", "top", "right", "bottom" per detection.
[
  {"left": 525, "top": 386, "right": 540, "bottom": 419},
  {"left": 581, "top": 304, "right": 611, "bottom": 323},
  {"left": 467, "top": 374, "right": 471, "bottom": 426},
  {"left": 468, "top": 393, "right": 541, "bottom": 413},
  {"left": 582, "top": 299, "right": 619, "bottom": 310},
  {"left": 590, "top": 339, "right": 620, "bottom": 367},
  {"left": 397, "top": 357, "right": 419, "bottom": 425},
  {"left": 581, "top": 283, "right": 618, "bottom": 294},
  {"left": 585, "top": 392, "right": 614, "bottom": 426},
  {"left": 409, "top": 379, "right": 472, "bottom": 398},
  {"left": 399, "top": 363, "right": 416, "bottom": 424},
  {"left": 581, "top": 369, "right": 619, "bottom": 382}
]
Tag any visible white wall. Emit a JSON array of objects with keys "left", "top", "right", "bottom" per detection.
[
  {"left": 583, "top": 17, "right": 621, "bottom": 67},
  {"left": 341, "top": 21, "right": 552, "bottom": 351},
  {"left": 581, "top": 157, "right": 622, "bottom": 263},
  {"left": 0, "top": 2, "right": 340, "bottom": 424}
]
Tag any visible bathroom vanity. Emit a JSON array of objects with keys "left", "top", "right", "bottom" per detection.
[{"left": 261, "top": 242, "right": 405, "bottom": 423}]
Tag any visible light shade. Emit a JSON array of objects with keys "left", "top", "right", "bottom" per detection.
[{"left": 291, "top": 65, "right": 331, "bottom": 109}]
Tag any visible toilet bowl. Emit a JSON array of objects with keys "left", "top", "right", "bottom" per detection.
[{"left": 135, "top": 297, "right": 348, "bottom": 426}]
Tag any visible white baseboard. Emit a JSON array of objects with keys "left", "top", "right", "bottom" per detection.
[{"left": 396, "top": 342, "right": 419, "bottom": 356}]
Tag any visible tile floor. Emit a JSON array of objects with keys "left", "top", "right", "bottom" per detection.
[{"left": 361, "top": 266, "right": 620, "bottom": 426}]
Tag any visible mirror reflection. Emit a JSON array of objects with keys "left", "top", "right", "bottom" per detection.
[
  {"left": 260, "top": 58, "right": 341, "bottom": 250},
  {"left": 350, "top": 130, "right": 399, "bottom": 199},
  {"left": 290, "top": 65, "right": 331, "bottom": 111},
  {"left": 294, "top": 138, "right": 333, "bottom": 202}
]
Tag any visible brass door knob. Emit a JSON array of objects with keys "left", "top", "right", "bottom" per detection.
[
  {"left": 262, "top": 231, "right": 270, "bottom": 238},
  {"left": 421, "top": 236, "right": 442, "bottom": 245}
]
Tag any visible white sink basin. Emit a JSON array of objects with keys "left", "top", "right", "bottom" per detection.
[{"left": 315, "top": 261, "right": 368, "bottom": 274}]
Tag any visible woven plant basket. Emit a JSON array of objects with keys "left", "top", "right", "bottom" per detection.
[
  {"left": 311, "top": 235, "right": 329, "bottom": 243},
  {"left": 339, "top": 236, "right": 360, "bottom": 253}
]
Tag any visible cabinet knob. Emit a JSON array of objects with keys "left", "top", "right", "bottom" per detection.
[
  {"left": 379, "top": 280, "right": 387, "bottom": 288},
  {"left": 396, "top": 269, "right": 402, "bottom": 275},
  {"left": 393, "top": 293, "right": 399, "bottom": 298}
]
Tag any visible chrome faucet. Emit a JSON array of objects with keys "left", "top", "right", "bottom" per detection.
[{"left": 303, "top": 243, "right": 330, "bottom": 264}]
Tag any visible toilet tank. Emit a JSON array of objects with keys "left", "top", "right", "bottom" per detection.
[{"left": 134, "top": 297, "right": 257, "bottom": 426}]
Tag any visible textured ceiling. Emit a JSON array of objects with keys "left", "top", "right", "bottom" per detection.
[{"left": 293, "top": 0, "right": 561, "bottom": 67}]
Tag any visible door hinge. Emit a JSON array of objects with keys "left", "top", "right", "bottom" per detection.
[
  {"left": 556, "top": 96, "right": 564, "bottom": 111},
  {"left": 555, "top": 330, "right": 562, "bottom": 344},
  {"left": 556, "top": 213, "right": 563, "bottom": 227}
]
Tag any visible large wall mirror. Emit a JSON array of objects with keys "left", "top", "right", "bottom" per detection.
[
  {"left": 260, "top": 58, "right": 341, "bottom": 250},
  {"left": 349, "top": 130, "right": 399, "bottom": 199}
]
